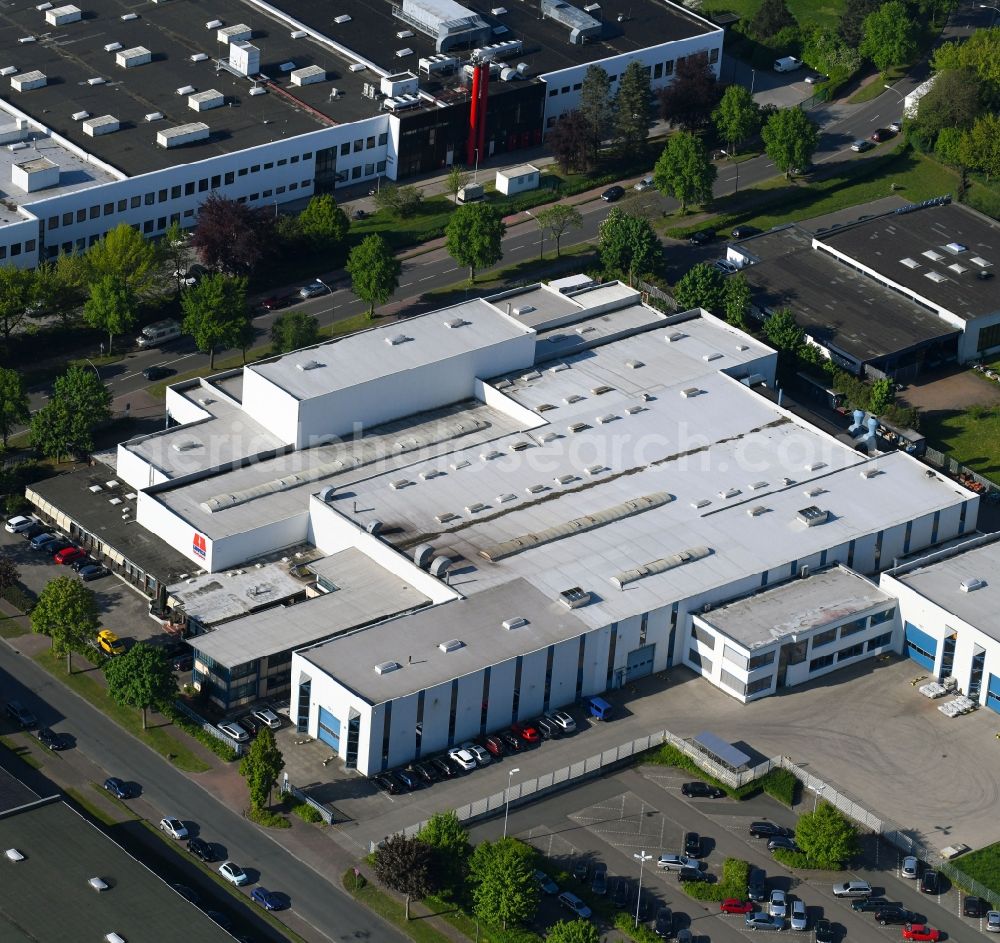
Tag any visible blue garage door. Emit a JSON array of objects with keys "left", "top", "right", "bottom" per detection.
[
  {"left": 318, "top": 707, "right": 341, "bottom": 749},
  {"left": 987, "top": 675, "right": 1000, "bottom": 715},
  {"left": 626, "top": 644, "right": 656, "bottom": 682},
  {"left": 904, "top": 622, "right": 937, "bottom": 671}
]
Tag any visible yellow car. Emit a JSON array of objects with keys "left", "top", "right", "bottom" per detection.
[{"left": 97, "top": 629, "right": 125, "bottom": 656}]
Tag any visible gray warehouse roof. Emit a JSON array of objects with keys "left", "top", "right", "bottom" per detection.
[
  {"left": 0, "top": 796, "right": 233, "bottom": 943},
  {"left": 700, "top": 564, "right": 894, "bottom": 650},
  {"left": 734, "top": 225, "right": 958, "bottom": 364},
  {"left": 818, "top": 202, "right": 1000, "bottom": 322}
]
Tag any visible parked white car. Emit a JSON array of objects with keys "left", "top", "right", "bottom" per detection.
[
  {"left": 218, "top": 721, "right": 249, "bottom": 742},
  {"left": 634, "top": 175, "right": 654, "bottom": 191},
  {"left": 656, "top": 854, "right": 699, "bottom": 871},
  {"left": 159, "top": 817, "right": 189, "bottom": 840},
  {"left": 546, "top": 710, "right": 577, "bottom": 733},
  {"left": 447, "top": 747, "right": 478, "bottom": 771},
  {"left": 4, "top": 515, "right": 35, "bottom": 534},
  {"left": 252, "top": 707, "right": 281, "bottom": 729},
  {"left": 769, "top": 889, "right": 788, "bottom": 919},
  {"left": 219, "top": 861, "right": 249, "bottom": 886},
  {"left": 461, "top": 742, "right": 492, "bottom": 766},
  {"left": 790, "top": 898, "right": 808, "bottom": 930},
  {"left": 902, "top": 855, "right": 919, "bottom": 879}
]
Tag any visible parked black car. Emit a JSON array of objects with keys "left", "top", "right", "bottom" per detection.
[
  {"left": 394, "top": 767, "right": 420, "bottom": 790},
  {"left": 875, "top": 907, "right": 913, "bottom": 925},
  {"left": 731, "top": 225, "right": 761, "bottom": 239},
  {"left": 749, "top": 821, "right": 791, "bottom": 839},
  {"left": 768, "top": 836, "right": 799, "bottom": 851},
  {"left": 103, "top": 777, "right": 134, "bottom": 800},
  {"left": 685, "top": 832, "right": 701, "bottom": 857},
  {"left": 22, "top": 522, "right": 48, "bottom": 540},
  {"left": 853, "top": 898, "right": 892, "bottom": 913},
  {"left": 654, "top": 906, "right": 673, "bottom": 937},
  {"left": 688, "top": 229, "right": 715, "bottom": 245},
  {"left": 678, "top": 866, "right": 708, "bottom": 882},
  {"left": 6, "top": 701, "right": 37, "bottom": 728},
  {"left": 429, "top": 756, "right": 458, "bottom": 779},
  {"left": 591, "top": 864, "right": 607, "bottom": 896},
  {"left": 920, "top": 870, "right": 940, "bottom": 895},
  {"left": 412, "top": 761, "right": 439, "bottom": 784},
  {"left": 36, "top": 727, "right": 68, "bottom": 750},
  {"left": 498, "top": 730, "right": 524, "bottom": 752},
  {"left": 612, "top": 878, "right": 631, "bottom": 908},
  {"left": 371, "top": 773, "right": 402, "bottom": 795},
  {"left": 747, "top": 867, "right": 767, "bottom": 902},
  {"left": 187, "top": 837, "right": 215, "bottom": 862},
  {"left": 814, "top": 918, "right": 836, "bottom": 943},
  {"left": 965, "top": 897, "right": 989, "bottom": 918},
  {"left": 142, "top": 365, "right": 173, "bottom": 381},
  {"left": 681, "top": 781, "right": 725, "bottom": 798},
  {"left": 601, "top": 185, "right": 625, "bottom": 202}
]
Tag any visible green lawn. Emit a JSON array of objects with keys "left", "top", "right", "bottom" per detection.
[
  {"left": 951, "top": 843, "right": 1000, "bottom": 896},
  {"left": 698, "top": 0, "right": 846, "bottom": 32},
  {"left": 919, "top": 405, "right": 1000, "bottom": 485},
  {"left": 33, "top": 649, "right": 211, "bottom": 773},
  {"left": 341, "top": 870, "right": 454, "bottom": 943},
  {"left": 0, "top": 614, "right": 27, "bottom": 639}
]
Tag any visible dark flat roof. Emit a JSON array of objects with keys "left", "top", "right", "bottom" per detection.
[
  {"left": 0, "top": 798, "right": 234, "bottom": 943},
  {"left": 0, "top": 763, "right": 43, "bottom": 816},
  {"left": 0, "top": 0, "right": 382, "bottom": 177},
  {"left": 736, "top": 225, "right": 957, "bottom": 364},
  {"left": 28, "top": 465, "right": 197, "bottom": 586},
  {"left": 819, "top": 202, "right": 1000, "bottom": 323},
  {"left": 277, "top": 0, "right": 717, "bottom": 81}
]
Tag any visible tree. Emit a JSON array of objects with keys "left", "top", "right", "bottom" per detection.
[
  {"left": 658, "top": 52, "right": 723, "bottom": 131},
  {"left": 30, "top": 576, "right": 99, "bottom": 673},
  {"left": 180, "top": 273, "right": 249, "bottom": 368},
  {"left": 579, "top": 64, "right": 613, "bottom": 154},
  {"left": 239, "top": 726, "right": 286, "bottom": 812},
  {"left": 839, "top": 0, "right": 882, "bottom": 48},
  {"left": 547, "top": 111, "right": 594, "bottom": 173},
  {"left": 84, "top": 223, "right": 158, "bottom": 299},
  {"left": 0, "top": 366, "right": 30, "bottom": 448},
  {"left": 297, "top": 194, "right": 350, "bottom": 251},
  {"left": 546, "top": 920, "right": 601, "bottom": 943},
  {"left": 964, "top": 113, "right": 1000, "bottom": 181},
  {"left": 346, "top": 234, "right": 401, "bottom": 318},
  {"left": 723, "top": 274, "right": 753, "bottom": 329},
  {"left": 271, "top": 310, "right": 320, "bottom": 353},
  {"left": 935, "top": 127, "right": 970, "bottom": 187},
  {"left": 159, "top": 221, "right": 191, "bottom": 294},
  {"left": 535, "top": 204, "right": 583, "bottom": 258},
  {"left": 0, "top": 556, "right": 19, "bottom": 596},
  {"left": 614, "top": 60, "right": 652, "bottom": 154},
  {"left": 932, "top": 27, "right": 1000, "bottom": 107},
  {"left": 674, "top": 263, "right": 726, "bottom": 313},
  {"left": 761, "top": 107, "right": 820, "bottom": 178},
  {"left": 915, "top": 69, "right": 981, "bottom": 142},
  {"left": 31, "top": 365, "right": 111, "bottom": 460},
  {"left": 0, "top": 266, "right": 38, "bottom": 347},
  {"left": 795, "top": 801, "right": 859, "bottom": 865},
  {"left": 191, "top": 194, "right": 274, "bottom": 275},
  {"left": 598, "top": 209, "right": 659, "bottom": 282},
  {"left": 868, "top": 377, "right": 895, "bottom": 414},
  {"left": 373, "top": 834, "right": 437, "bottom": 920},
  {"left": 445, "top": 203, "right": 506, "bottom": 282},
  {"left": 34, "top": 256, "right": 85, "bottom": 330},
  {"left": 803, "top": 25, "right": 861, "bottom": 78},
  {"left": 861, "top": 1, "right": 918, "bottom": 75},
  {"left": 446, "top": 164, "right": 470, "bottom": 203},
  {"left": 750, "top": 0, "right": 797, "bottom": 39},
  {"left": 83, "top": 274, "right": 137, "bottom": 353},
  {"left": 763, "top": 307, "right": 805, "bottom": 352},
  {"left": 713, "top": 85, "right": 760, "bottom": 157},
  {"left": 417, "top": 810, "right": 470, "bottom": 897},
  {"left": 653, "top": 132, "right": 716, "bottom": 213},
  {"left": 104, "top": 642, "right": 177, "bottom": 729},
  {"left": 470, "top": 838, "right": 539, "bottom": 930},
  {"left": 374, "top": 184, "right": 423, "bottom": 219}
]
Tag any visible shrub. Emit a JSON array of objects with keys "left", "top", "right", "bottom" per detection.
[
  {"left": 1, "top": 583, "right": 36, "bottom": 614},
  {"left": 682, "top": 858, "right": 751, "bottom": 902},
  {"left": 165, "top": 706, "right": 239, "bottom": 762},
  {"left": 614, "top": 912, "right": 661, "bottom": 942},
  {"left": 761, "top": 768, "right": 800, "bottom": 807},
  {"left": 772, "top": 848, "right": 844, "bottom": 870},
  {"left": 247, "top": 807, "right": 290, "bottom": 828},
  {"left": 287, "top": 797, "right": 324, "bottom": 823}
]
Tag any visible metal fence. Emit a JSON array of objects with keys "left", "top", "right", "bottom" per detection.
[
  {"left": 924, "top": 446, "right": 999, "bottom": 497},
  {"left": 634, "top": 278, "right": 679, "bottom": 312},
  {"left": 172, "top": 700, "right": 245, "bottom": 756},
  {"left": 281, "top": 779, "right": 335, "bottom": 825}
]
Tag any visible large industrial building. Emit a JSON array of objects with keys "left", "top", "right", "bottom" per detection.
[
  {"left": 28, "top": 270, "right": 983, "bottom": 770},
  {"left": 730, "top": 199, "right": 1000, "bottom": 375},
  {"left": 0, "top": 0, "right": 722, "bottom": 266}
]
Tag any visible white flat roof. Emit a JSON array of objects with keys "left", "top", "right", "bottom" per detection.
[
  {"left": 701, "top": 564, "right": 894, "bottom": 650},
  {"left": 893, "top": 537, "right": 1000, "bottom": 639},
  {"left": 190, "top": 548, "right": 430, "bottom": 667},
  {"left": 167, "top": 561, "right": 304, "bottom": 627},
  {"left": 247, "top": 297, "right": 531, "bottom": 402}
]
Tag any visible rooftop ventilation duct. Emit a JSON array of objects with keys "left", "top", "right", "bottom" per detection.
[
  {"left": 396, "top": 0, "right": 492, "bottom": 53},
  {"left": 413, "top": 543, "right": 435, "bottom": 569},
  {"left": 559, "top": 586, "right": 591, "bottom": 609},
  {"left": 502, "top": 616, "right": 529, "bottom": 630},
  {"left": 5, "top": 848, "right": 25, "bottom": 861},
  {"left": 429, "top": 556, "right": 452, "bottom": 577},
  {"left": 540, "top": 0, "right": 602, "bottom": 43},
  {"left": 610, "top": 546, "right": 711, "bottom": 590},
  {"left": 438, "top": 638, "right": 464, "bottom": 652},
  {"left": 960, "top": 577, "right": 986, "bottom": 592},
  {"left": 797, "top": 505, "right": 829, "bottom": 527},
  {"left": 374, "top": 661, "right": 401, "bottom": 675},
  {"left": 366, "top": 519, "right": 383, "bottom": 535},
  {"left": 89, "top": 877, "right": 109, "bottom": 891}
]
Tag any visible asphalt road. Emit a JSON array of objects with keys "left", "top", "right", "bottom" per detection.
[{"left": 0, "top": 643, "right": 405, "bottom": 943}]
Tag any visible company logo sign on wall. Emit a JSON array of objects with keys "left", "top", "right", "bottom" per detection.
[{"left": 193, "top": 533, "right": 207, "bottom": 559}]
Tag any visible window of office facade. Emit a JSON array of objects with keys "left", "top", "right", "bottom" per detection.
[{"left": 692, "top": 624, "right": 716, "bottom": 649}]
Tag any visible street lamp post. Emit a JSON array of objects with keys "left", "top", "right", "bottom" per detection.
[
  {"left": 633, "top": 851, "right": 653, "bottom": 929},
  {"left": 750, "top": 69, "right": 756, "bottom": 97},
  {"left": 503, "top": 767, "right": 520, "bottom": 839},
  {"left": 810, "top": 783, "right": 826, "bottom": 812}
]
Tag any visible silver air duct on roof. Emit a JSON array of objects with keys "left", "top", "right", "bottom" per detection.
[
  {"left": 610, "top": 546, "right": 712, "bottom": 590},
  {"left": 395, "top": 0, "right": 493, "bottom": 53},
  {"left": 540, "top": 0, "right": 603, "bottom": 43},
  {"left": 200, "top": 417, "right": 487, "bottom": 513},
  {"left": 479, "top": 492, "right": 673, "bottom": 562}
]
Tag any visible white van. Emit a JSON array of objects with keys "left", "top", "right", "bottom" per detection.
[
  {"left": 774, "top": 56, "right": 803, "bottom": 73},
  {"left": 136, "top": 319, "right": 182, "bottom": 348}
]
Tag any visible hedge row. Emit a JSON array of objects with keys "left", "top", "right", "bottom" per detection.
[
  {"left": 772, "top": 848, "right": 844, "bottom": 871},
  {"left": 614, "top": 911, "right": 662, "bottom": 942},
  {"left": 682, "top": 858, "right": 751, "bottom": 902},
  {"left": 165, "top": 706, "right": 238, "bottom": 762},
  {"left": 1, "top": 583, "right": 36, "bottom": 614}
]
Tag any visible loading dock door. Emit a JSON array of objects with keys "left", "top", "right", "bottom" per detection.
[
  {"left": 904, "top": 622, "right": 937, "bottom": 672},
  {"left": 317, "top": 707, "right": 341, "bottom": 750},
  {"left": 626, "top": 644, "right": 656, "bottom": 682}
]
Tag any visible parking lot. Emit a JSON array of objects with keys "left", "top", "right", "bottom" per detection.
[{"left": 468, "top": 767, "right": 995, "bottom": 942}]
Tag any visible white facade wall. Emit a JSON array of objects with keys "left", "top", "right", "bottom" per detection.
[
  {"left": 517, "top": 647, "right": 549, "bottom": 720},
  {"left": 0, "top": 216, "right": 43, "bottom": 269},
  {"left": 419, "top": 680, "right": 455, "bottom": 756},
  {"left": 136, "top": 490, "right": 211, "bottom": 571},
  {"left": 540, "top": 31, "right": 723, "bottom": 128},
  {"left": 240, "top": 368, "right": 301, "bottom": 446},
  {"left": 209, "top": 512, "right": 310, "bottom": 572},
  {"left": 116, "top": 442, "right": 171, "bottom": 491},
  {"left": 485, "top": 659, "right": 517, "bottom": 732},
  {"left": 453, "top": 671, "right": 485, "bottom": 744}
]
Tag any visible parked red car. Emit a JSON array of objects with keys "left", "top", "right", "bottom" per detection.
[
  {"left": 720, "top": 899, "right": 754, "bottom": 914},
  {"left": 902, "top": 925, "right": 940, "bottom": 942},
  {"left": 512, "top": 722, "right": 541, "bottom": 743},
  {"left": 54, "top": 546, "right": 86, "bottom": 565},
  {"left": 478, "top": 734, "right": 505, "bottom": 757}
]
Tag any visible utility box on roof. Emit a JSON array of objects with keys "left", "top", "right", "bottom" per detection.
[
  {"left": 188, "top": 89, "right": 224, "bottom": 111},
  {"left": 11, "top": 70, "right": 46, "bottom": 91},
  {"left": 291, "top": 65, "right": 326, "bottom": 86},
  {"left": 11, "top": 156, "right": 59, "bottom": 192},
  {"left": 380, "top": 71, "right": 419, "bottom": 97},
  {"left": 116, "top": 46, "right": 151, "bottom": 68},
  {"left": 217, "top": 23, "right": 252, "bottom": 44},
  {"left": 82, "top": 114, "right": 119, "bottom": 136},
  {"left": 496, "top": 163, "right": 540, "bottom": 196},
  {"left": 156, "top": 122, "right": 210, "bottom": 148},
  {"left": 229, "top": 40, "right": 260, "bottom": 76},
  {"left": 45, "top": 4, "right": 81, "bottom": 26}
]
